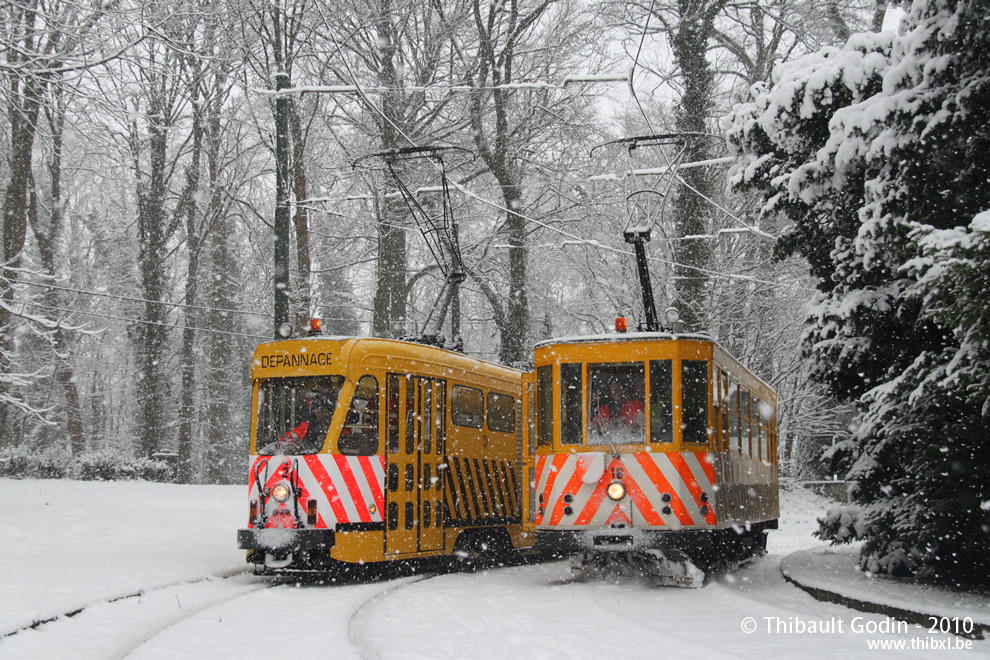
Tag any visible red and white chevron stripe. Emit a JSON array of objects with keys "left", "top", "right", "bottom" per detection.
[
  {"left": 534, "top": 452, "right": 717, "bottom": 530},
  {"left": 249, "top": 454, "right": 386, "bottom": 528}
]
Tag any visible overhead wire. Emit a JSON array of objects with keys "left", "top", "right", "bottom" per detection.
[
  {"left": 15, "top": 281, "right": 361, "bottom": 331},
  {"left": 16, "top": 279, "right": 269, "bottom": 318},
  {"left": 629, "top": 0, "right": 658, "bottom": 134},
  {"left": 22, "top": 299, "right": 271, "bottom": 340}
]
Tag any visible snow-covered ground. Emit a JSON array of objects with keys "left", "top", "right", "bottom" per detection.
[{"left": 1, "top": 478, "right": 987, "bottom": 659}]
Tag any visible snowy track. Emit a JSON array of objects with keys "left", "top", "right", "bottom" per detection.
[
  {"left": 2, "top": 572, "right": 271, "bottom": 659},
  {"left": 347, "top": 573, "right": 440, "bottom": 658},
  {"left": 4, "top": 554, "right": 989, "bottom": 659},
  {"left": 3, "top": 567, "right": 444, "bottom": 660},
  {"left": 0, "top": 566, "right": 252, "bottom": 639},
  {"left": 3, "top": 479, "right": 988, "bottom": 659}
]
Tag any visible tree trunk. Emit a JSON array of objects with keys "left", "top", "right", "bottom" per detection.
[
  {"left": 668, "top": 2, "right": 721, "bottom": 331},
  {"left": 289, "top": 103, "right": 313, "bottom": 331},
  {"left": 502, "top": 185, "right": 529, "bottom": 365},
  {"left": 371, "top": 1, "right": 408, "bottom": 338},
  {"left": 470, "top": 93, "right": 531, "bottom": 365},
  {"left": 0, "top": 74, "right": 44, "bottom": 446},
  {"left": 133, "top": 92, "right": 174, "bottom": 459},
  {"left": 372, "top": 187, "right": 409, "bottom": 337},
  {"left": 177, "top": 91, "right": 205, "bottom": 484},
  {"left": 205, "top": 107, "right": 234, "bottom": 484},
  {"left": 29, "top": 92, "right": 87, "bottom": 455}
]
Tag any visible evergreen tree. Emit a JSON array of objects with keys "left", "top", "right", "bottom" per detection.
[{"left": 725, "top": 0, "right": 990, "bottom": 586}]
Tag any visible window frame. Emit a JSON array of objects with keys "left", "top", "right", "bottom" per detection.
[
  {"left": 536, "top": 365, "right": 553, "bottom": 447},
  {"left": 486, "top": 391, "right": 517, "bottom": 434},
  {"left": 649, "top": 359, "right": 674, "bottom": 444},
  {"left": 560, "top": 363, "right": 583, "bottom": 445},
  {"left": 681, "top": 359, "right": 710, "bottom": 445},
  {"left": 586, "top": 361, "right": 647, "bottom": 446},
  {"left": 451, "top": 384, "right": 484, "bottom": 430},
  {"left": 338, "top": 375, "right": 380, "bottom": 456}
]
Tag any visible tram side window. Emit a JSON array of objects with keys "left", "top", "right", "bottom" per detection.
[
  {"left": 452, "top": 385, "right": 483, "bottom": 429},
  {"left": 588, "top": 363, "right": 646, "bottom": 445},
  {"left": 682, "top": 360, "right": 710, "bottom": 444},
  {"left": 720, "top": 372, "right": 730, "bottom": 450},
  {"left": 339, "top": 375, "right": 380, "bottom": 455},
  {"left": 536, "top": 365, "right": 553, "bottom": 447},
  {"left": 759, "top": 400, "right": 774, "bottom": 461},
  {"left": 256, "top": 375, "right": 345, "bottom": 456},
  {"left": 526, "top": 380, "right": 536, "bottom": 453},
  {"left": 649, "top": 360, "right": 673, "bottom": 443},
  {"left": 750, "top": 394, "right": 763, "bottom": 458},
  {"left": 741, "top": 390, "right": 752, "bottom": 455},
  {"left": 728, "top": 382, "right": 740, "bottom": 453},
  {"left": 560, "top": 363, "right": 583, "bottom": 445},
  {"left": 387, "top": 375, "right": 400, "bottom": 454},
  {"left": 488, "top": 391, "right": 516, "bottom": 433}
]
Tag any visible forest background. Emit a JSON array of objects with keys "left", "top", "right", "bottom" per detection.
[{"left": 0, "top": 0, "right": 891, "bottom": 487}]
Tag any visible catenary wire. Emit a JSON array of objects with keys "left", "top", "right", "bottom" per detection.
[
  {"left": 16, "top": 279, "right": 269, "bottom": 318},
  {"left": 21, "top": 299, "right": 271, "bottom": 340}
]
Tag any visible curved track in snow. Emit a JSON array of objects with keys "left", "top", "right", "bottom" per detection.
[
  {"left": 1, "top": 570, "right": 272, "bottom": 659},
  {"left": 5, "top": 556, "right": 986, "bottom": 659}
]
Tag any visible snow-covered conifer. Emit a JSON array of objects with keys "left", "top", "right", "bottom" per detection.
[{"left": 725, "top": 0, "right": 990, "bottom": 587}]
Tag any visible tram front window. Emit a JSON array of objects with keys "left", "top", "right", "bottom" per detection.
[
  {"left": 588, "top": 363, "right": 646, "bottom": 445},
  {"left": 256, "top": 375, "right": 345, "bottom": 455}
]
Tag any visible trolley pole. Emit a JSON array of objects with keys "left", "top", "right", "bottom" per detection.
[
  {"left": 273, "top": 72, "right": 291, "bottom": 338},
  {"left": 624, "top": 228, "right": 660, "bottom": 332}
]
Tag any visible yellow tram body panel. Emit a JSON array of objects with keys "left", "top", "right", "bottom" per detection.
[
  {"left": 523, "top": 332, "right": 778, "bottom": 556},
  {"left": 240, "top": 336, "right": 526, "bottom": 569}
]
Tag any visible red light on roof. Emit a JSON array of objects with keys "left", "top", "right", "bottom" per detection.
[
  {"left": 309, "top": 318, "right": 322, "bottom": 335},
  {"left": 615, "top": 317, "right": 628, "bottom": 333}
]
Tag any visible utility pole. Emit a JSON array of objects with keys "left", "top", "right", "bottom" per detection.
[{"left": 273, "top": 72, "right": 291, "bottom": 338}]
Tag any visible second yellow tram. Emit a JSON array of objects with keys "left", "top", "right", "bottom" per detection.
[{"left": 521, "top": 329, "right": 779, "bottom": 586}]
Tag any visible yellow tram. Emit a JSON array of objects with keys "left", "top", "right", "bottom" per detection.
[
  {"left": 237, "top": 328, "right": 528, "bottom": 571},
  {"left": 520, "top": 327, "right": 779, "bottom": 586}
]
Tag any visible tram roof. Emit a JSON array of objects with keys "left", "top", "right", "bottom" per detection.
[{"left": 534, "top": 331, "right": 713, "bottom": 348}]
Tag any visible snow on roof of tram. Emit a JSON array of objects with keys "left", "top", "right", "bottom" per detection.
[{"left": 534, "top": 330, "right": 713, "bottom": 348}]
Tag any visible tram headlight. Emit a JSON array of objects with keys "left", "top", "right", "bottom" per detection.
[
  {"left": 272, "top": 481, "right": 292, "bottom": 503},
  {"left": 607, "top": 481, "right": 626, "bottom": 501}
]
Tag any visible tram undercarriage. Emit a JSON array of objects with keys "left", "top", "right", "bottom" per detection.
[
  {"left": 539, "top": 521, "right": 775, "bottom": 588},
  {"left": 569, "top": 549, "right": 705, "bottom": 588}
]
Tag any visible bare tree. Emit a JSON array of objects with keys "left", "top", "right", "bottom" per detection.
[
  {"left": 312, "top": 0, "right": 474, "bottom": 339},
  {"left": 28, "top": 82, "right": 86, "bottom": 454},
  {"left": 127, "top": 34, "right": 184, "bottom": 458},
  {"left": 239, "top": 0, "right": 319, "bottom": 333},
  {"left": 0, "top": 0, "right": 121, "bottom": 444},
  {"left": 461, "top": 0, "right": 611, "bottom": 363}
]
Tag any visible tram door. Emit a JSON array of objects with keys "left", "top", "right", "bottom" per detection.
[{"left": 386, "top": 374, "right": 446, "bottom": 556}]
